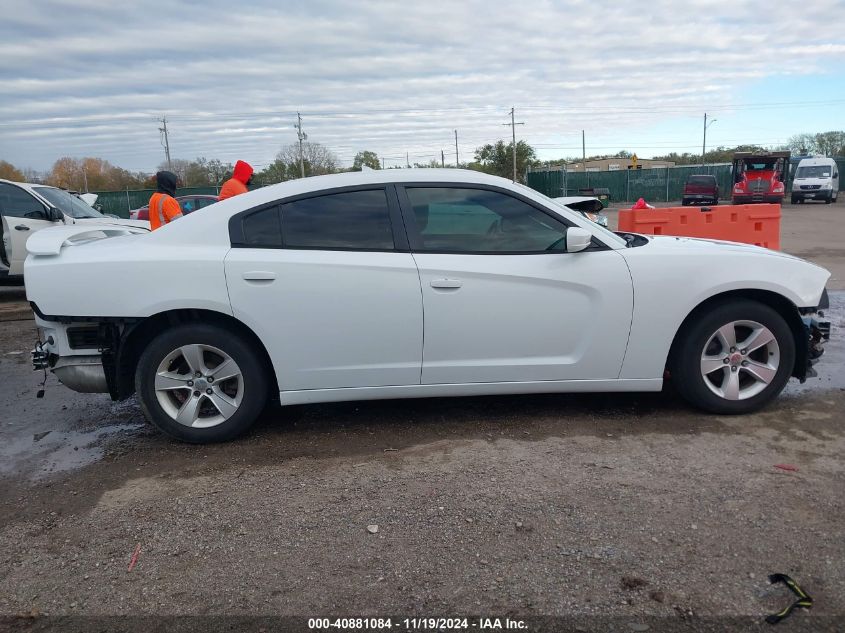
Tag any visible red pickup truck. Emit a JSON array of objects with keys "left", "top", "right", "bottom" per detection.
[{"left": 682, "top": 175, "right": 719, "bottom": 205}]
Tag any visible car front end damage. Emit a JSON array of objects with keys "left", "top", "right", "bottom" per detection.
[
  {"left": 799, "top": 290, "right": 831, "bottom": 380},
  {"left": 30, "top": 306, "right": 134, "bottom": 398}
]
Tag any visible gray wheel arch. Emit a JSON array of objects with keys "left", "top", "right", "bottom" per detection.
[
  {"left": 111, "top": 309, "right": 278, "bottom": 401},
  {"left": 666, "top": 289, "right": 809, "bottom": 382}
]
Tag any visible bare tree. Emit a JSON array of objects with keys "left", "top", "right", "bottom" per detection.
[{"left": 275, "top": 142, "right": 339, "bottom": 177}]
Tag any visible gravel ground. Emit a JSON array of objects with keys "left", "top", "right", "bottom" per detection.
[{"left": 0, "top": 203, "right": 843, "bottom": 631}]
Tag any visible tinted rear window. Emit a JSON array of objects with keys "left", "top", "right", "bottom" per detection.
[
  {"left": 687, "top": 176, "right": 716, "bottom": 185},
  {"left": 242, "top": 206, "right": 283, "bottom": 247},
  {"left": 279, "top": 189, "right": 394, "bottom": 250}
]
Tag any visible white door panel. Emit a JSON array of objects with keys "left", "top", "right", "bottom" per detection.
[
  {"left": 2, "top": 216, "right": 53, "bottom": 275},
  {"left": 225, "top": 249, "right": 423, "bottom": 391},
  {"left": 414, "top": 250, "right": 633, "bottom": 384}
]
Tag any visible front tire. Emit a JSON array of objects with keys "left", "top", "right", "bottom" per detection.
[
  {"left": 136, "top": 324, "right": 269, "bottom": 443},
  {"left": 670, "top": 300, "right": 795, "bottom": 414}
]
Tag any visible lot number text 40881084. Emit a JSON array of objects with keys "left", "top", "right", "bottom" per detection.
[{"left": 307, "top": 617, "right": 528, "bottom": 630}]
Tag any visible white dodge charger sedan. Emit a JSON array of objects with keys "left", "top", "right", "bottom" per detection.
[{"left": 26, "top": 170, "right": 831, "bottom": 443}]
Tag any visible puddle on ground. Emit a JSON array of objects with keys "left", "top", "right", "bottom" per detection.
[{"left": 0, "top": 422, "right": 144, "bottom": 480}]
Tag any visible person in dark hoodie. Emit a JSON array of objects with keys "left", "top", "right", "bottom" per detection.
[
  {"left": 218, "top": 160, "right": 254, "bottom": 201},
  {"left": 148, "top": 171, "right": 182, "bottom": 231}
]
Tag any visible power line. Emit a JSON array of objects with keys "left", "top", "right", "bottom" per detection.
[{"left": 4, "top": 98, "right": 844, "bottom": 128}]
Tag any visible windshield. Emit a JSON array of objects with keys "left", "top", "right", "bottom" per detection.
[
  {"left": 33, "top": 186, "right": 104, "bottom": 219},
  {"left": 687, "top": 176, "right": 715, "bottom": 185},
  {"left": 796, "top": 165, "right": 832, "bottom": 179},
  {"left": 743, "top": 160, "right": 776, "bottom": 171}
]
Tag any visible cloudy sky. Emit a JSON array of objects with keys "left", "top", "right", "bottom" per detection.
[{"left": 1, "top": 0, "right": 844, "bottom": 173}]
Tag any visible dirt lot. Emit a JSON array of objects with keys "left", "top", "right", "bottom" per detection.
[{"left": 0, "top": 201, "right": 844, "bottom": 631}]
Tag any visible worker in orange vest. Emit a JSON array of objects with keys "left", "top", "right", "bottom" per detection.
[
  {"left": 148, "top": 171, "right": 182, "bottom": 231},
  {"left": 218, "top": 160, "right": 254, "bottom": 201}
]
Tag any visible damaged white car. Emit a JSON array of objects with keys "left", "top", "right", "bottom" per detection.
[
  {"left": 26, "top": 170, "right": 830, "bottom": 443},
  {"left": 1, "top": 179, "right": 149, "bottom": 282}
]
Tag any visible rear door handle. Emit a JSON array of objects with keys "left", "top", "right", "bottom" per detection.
[
  {"left": 430, "top": 278, "right": 462, "bottom": 289},
  {"left": 242, "top": 271, "right": 276, "bottom": 282},
  {"left": 14, "top": 225, "right": 30, "bottom": 231}
]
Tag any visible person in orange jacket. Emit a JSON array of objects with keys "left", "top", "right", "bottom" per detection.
[
  {"left": 218, "top": 160, "right": 254, "bottom": 201},
  {"left": 148, "top": 171, "right": 182, "bottom": 231}
]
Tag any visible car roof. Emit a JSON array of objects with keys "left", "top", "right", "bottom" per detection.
[
  {"left": 0, "top": 179, "right": 57, "bottom": 193},
  {"left": 149, "top": 168, "right": 626, "bottom": 250},
  {"left": 188, "top": 168, "right": 516, "bottom": 216},
  {"left": 797, "top": 157, "right": 836, "bottom": 165}
]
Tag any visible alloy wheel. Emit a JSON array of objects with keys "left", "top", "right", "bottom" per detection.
[
  {"left": 154, "top": 344, "right": 244, "bottom": 428},
  {"left": 699, "top": 320, "right": 780, "bottom": 401}
]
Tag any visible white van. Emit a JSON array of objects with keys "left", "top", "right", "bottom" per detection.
[{"left": 791, "top": 157, "right": 840, "bottom": 204}]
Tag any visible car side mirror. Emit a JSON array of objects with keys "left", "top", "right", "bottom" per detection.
[
  {"left": 48, "top": 207, "right": 64, "bottom": 222},
  {"left": 566, "top": 227, "right": 593, "bottom": 253}
]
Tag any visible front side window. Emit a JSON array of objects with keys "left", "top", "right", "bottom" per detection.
[
  {"left": 405, "top": 187, "right": 568, "bottom": 253},
  {"left": 195, "top": 197, "right": 217, "bottom": 209},
  {"left": 0, "top": 183, "right": 47, "bottom": 219},
  {"left": 179, "top": 198, "right": 196, "bottom": 214},
  {"left": 279, "top": 189, "right": 394, "bottom": 250},
  {"left": 33, "top": 186, "right": 102, "bottom": 219}
]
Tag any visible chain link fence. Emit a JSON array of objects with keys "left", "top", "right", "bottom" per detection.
[{"left": 527, "top": 158, "right": 845, "bottom": 204}]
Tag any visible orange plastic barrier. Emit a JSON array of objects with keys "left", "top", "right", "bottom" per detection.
[{"left": 616, "top": 204, "right": 780, "bottom": 250}]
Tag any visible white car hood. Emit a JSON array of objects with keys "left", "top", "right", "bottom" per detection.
[{"left": 641, "top": 234, "right": 807, "bottom": 263}]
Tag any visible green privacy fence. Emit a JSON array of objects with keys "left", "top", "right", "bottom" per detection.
[
  {"left": 527, "top": 158, "right": 845, "bottom": 204},
  {"left": 526, "top": 164, "right": 734, "bottom": 203},
  {"left": 94, "top": 159, "right": 845, "bottom": 217},
  {"left": 93, "top": 186, "right": 221, "bottom": 218}
]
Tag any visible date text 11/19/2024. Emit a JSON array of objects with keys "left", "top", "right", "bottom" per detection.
[{"left": 308, "top": 617, "right": 528, "bottom": 630}]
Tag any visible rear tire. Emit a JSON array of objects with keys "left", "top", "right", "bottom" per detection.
[
  {"left": 670, "top": 300, "right": 795, "bottom": 415},
  {"left": 791, "top": 196, "right": 798, "bottom": 204},
  {"left": 136, "top": 324, "right": 269, "bottom": 443},
  {"left": 682, "top": 199, "right": 690, "bottom": 206}
]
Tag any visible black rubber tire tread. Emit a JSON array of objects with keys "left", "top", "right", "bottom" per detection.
[
  {"left": 135, "top": 323, "right": 268, "bottom": 443},
  {"left": 670, "top": 299, "right": 795, "bottom": 415}
]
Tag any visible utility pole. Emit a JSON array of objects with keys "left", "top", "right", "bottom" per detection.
[
  {"left": 295, "top": 112, "right": 307, "bottom": 178},
  {"left": 381, "top": 157, "right": 385, "bottom": 170},
  {"left": 582, "top": 130, "right": 586, "bottom": 164},
  {"left": 702, "top": 113, "right": 717, "bottom": 170},
  {"left": 502, "top": 107, "right": 525, "bottom": 183},
  {"left": 158, "top": 116, "right": 172, "bottom": 170},
  {"left": 406, "top": 152, "right": 410, "bottom": 168},
  {"left": 454, "top": 130, "right": 459, "bottom": 168},
  {"left": 441, "top": 149, "right": 445, "bottom": 168},
  {"left": 82, "top": 166, "right": 88, "bottom": 193}
]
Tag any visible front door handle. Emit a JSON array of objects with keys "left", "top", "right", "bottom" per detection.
[
  {"left": 242, "top": 271, "right": 276, "bottom": 282},
  {"left": 14, "top": 225, "right": 30, "bottom": 231},
  {"left": 430, "top": 278, "right": 462, "bottom": 289}
]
